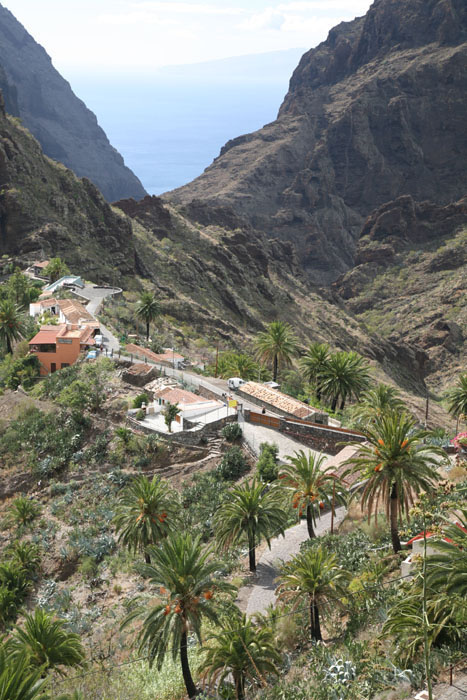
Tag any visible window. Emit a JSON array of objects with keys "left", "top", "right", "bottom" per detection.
[{"left": 61, "top": 363, "right": 70, "bottom": 368}]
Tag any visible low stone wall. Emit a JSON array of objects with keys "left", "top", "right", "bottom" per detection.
[
  {"left": 243, "top": 410, "right": 365, "bottom": 455},
  {"left": 198, "top": 384, "right": 224, "bottom": 402}
]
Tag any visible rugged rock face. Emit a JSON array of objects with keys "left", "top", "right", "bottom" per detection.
[
  {"left": 0, "top": 97, "right": 135, "bottom": 279},
  {"left": 168, "top": 0, "right": 467, "bottom": 285},
  {"left": 0, "top": 4, "right": 146, "bottom": 202},
  {"left": 333, "top": 194, "right": 467, "bottom": 387}
]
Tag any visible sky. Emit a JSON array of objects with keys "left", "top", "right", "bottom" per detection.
[{"left": 3, "top": 0, "right": 372, "bottom": 75}]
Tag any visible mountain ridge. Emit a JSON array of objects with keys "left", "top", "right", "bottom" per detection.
[
  {"left": 0, "top": 3, "right": 146, "bottom": 202},
  {"left": 167, "top": 0, "right": 467, "bottom": 285}
]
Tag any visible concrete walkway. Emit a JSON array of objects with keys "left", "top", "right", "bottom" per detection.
[
  {"left": 242, "top": 507, "right": 346, "bottom": 617},
  {"left": 239, "top": 417, "right": 323, "bottom": 462}
]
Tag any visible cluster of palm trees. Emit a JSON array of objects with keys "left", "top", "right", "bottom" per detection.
[
  {"left": 109, "top": 397, "right": 454, "bottom": 699},
  {"left": 252, "top": 322, "right": 372, "bottom": 412}
]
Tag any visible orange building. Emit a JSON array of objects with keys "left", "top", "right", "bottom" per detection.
[{"left": 29, "top": 324, "right": 95, "bottom": 375}]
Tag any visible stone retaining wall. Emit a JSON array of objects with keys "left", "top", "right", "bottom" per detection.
[{"left": 243, "top": 410, "right": 365, "bottom": 455}]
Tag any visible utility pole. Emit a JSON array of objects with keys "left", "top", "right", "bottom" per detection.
[
  {"left": 331, "top": 477, "right": 336, "bottom": 534},
  {"left": 215, "top": 344, "right": 219, "bottom": 378},
  {"left": 425, "top": 390, "right": 429, "bottom": 427},
  {"left": 422, "top": 515, "right": 433, "bottom": 700}
]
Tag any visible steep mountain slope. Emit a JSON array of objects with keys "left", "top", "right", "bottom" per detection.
[
  {"left": 0, "top": 3, "right": 146, "bottom": 202},
  {"left": 0, "top": 92, "right": 444, "bottom": 418},
  {"left": 333, "top": 194, "right": 467, "bottom": 389},
  {"left": 168, "top": 0, "right": 467, "bottom": 285},
  {"left": 0, "top": 94, "right": 135, "bottom": 279}
]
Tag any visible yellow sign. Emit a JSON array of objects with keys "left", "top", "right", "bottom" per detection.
[{"left": 228, "top": 400, "right": 237, "bottom": 408}]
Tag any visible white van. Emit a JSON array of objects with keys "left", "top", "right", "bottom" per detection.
[
  {"left": 94, "top": 335, "right": 103, "bottom": 348},
  {"left": 228, "top": 377, "right": 245, "bottom": 390}
]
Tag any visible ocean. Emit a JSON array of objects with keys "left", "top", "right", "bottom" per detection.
[{"left": 67, "top": 49, "right": 304, "bottom": 195}]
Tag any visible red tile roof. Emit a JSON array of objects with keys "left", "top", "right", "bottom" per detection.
[
  {"left": 240, "top": 382, "right": 317, "bottom": 419},
  {"left": 156, "top": 387, "right": 205, "bottom": 405},
  {"left": 29, "top": 328, "right": 59, "bottom": 344},
  {"left": 125, "top": 344, "right": 184, "bottom": 363}
]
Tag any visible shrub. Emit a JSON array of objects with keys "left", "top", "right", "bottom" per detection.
[
  {"left": 216, "top": 446, "right": 249, "bottom": 481},
  {"left": 135, "top": 409, "right": 145, "bottom": 421},
  {"left": 133, "top": 393, "right": 149, "bottom": 409},
  {"left": 256, "top": 442, "right": 279, "bottom": 482},
  {"left": 8, "top": 541, "right": 41, "bottom": 575},
  {"left": 7, "top": 497, "right": 41, "bottom": 528},
  {"left": 0, "top": 561, "right": 32, "bottom": 629},
  {"left": 221, "top": 422, "right": 242, "bottom": 442}
]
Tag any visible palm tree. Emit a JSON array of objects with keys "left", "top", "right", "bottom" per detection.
[
  {"left": 299, "top": 343, "right": 331, "bottom": 402},
  {"left": 225, "top": 353, "right": 259, "bottom": 381},
  {"left": 320, "top": 351, "right": 371, "bottom": 411},
  {"left": 0, "top": 646, "right": 48, "bottom": 700},
  {"left": 199, "top": 611, "right": 281, "bottom": 700},
  {"left": 427, "top": 507, "right": 467, "bottom": 597},
  {"left": 381, "top": 590, "right": 460, "bottom": 665},
  {"left": 6, "top": 608, "right": 86, "bottom": 676},
  {"left": 43, "top": 257, "right": 70, "bottom": 283},
  {"left": 343, "top": 412, "right": 444, "bottom": 553},
  {"left": 0, "top": 299, "right": 26, "bottom": 355},
  {"left": 214, "top": 479, "right": 288, "bottom": 572},
  {"left": 122, "top": 532, "right": 235, "bottom": 699},
  {"left": 277, "top": 545, "right": 349, "bottom": 641},
  {"left": 163, "top": 401, "right": 181, "bottom": 432},
  {"left": 135, "top": 291, "right": 159, "bottom": 341},
  {"left": 113, "top": 475, "right": 176, "bottom": 563},
  {"left": 446, "top": 373, "right": 467, "bottom": 429},
  {"left": 352, "top": 383, "right": 406, "bottom": 426},
  {"left": 280, "top": 450, "right": 345, "bottom": 538},
  {"left": 254, "top": 321, "right": 299, "bottom": 382}
]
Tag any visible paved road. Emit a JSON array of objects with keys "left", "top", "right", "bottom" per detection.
[
  {"left": 239, "top": 416, "right": 323, "bottom": 462},
  {"left": 73, "top": 284, "right": 121, "bottom": 315},
  {"left": 243, "top": 507, "right": 346, "bottom": 617}
]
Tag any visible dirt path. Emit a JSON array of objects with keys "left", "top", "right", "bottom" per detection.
[{"left": 238, "top": 507, "right": 346, "bottom": 617}]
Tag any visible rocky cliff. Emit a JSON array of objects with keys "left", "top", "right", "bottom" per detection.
[
  {"left": 0, "top": 4, "right": 146, "bottom": 202},
  {"left": 0, "top": 93, "right": 135, "bottom": 279},
  {"left": 168, "top": 0, "right": 467, "bottom": 285}
]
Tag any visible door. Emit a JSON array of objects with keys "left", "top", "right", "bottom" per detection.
[{"left": 51, "top": 363, "right": 56, "bottom": 373}]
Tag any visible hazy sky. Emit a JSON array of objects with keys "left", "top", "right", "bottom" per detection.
[{"left": 3, "top": 0, "right": 372, "bottom": 74}]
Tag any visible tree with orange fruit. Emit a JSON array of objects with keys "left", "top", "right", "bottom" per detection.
[
  {"left": 279, "top": 450, "right": 346, "bottom": 539},
  {"left": 113, "top": 475, "right": 176, "bottom": 563},
  {"left": 343, "top": 412, "right": 445, "bottom": 553},
  {"left": 122, "top": 532, "right": 235, "bottom": 699}
]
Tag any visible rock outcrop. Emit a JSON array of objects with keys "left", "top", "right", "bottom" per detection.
[
  {"left": 168, "top": 0, "right": 467, "bottom": 285},
  {"left": 0, "top": 4, "right": 146, "bottom": 202}
]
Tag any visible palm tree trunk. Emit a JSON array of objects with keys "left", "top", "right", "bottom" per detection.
[
  {"left": 390, "top": 482, "right": 401, "bottom": 553},
  {"left": 306, "top": 504, "right": 315, "bottom": 539},
  {"left": 310, "top": 596, "right": 322, "bottom": 641},
  {"left": 248, "top": 531, "right": 256, "bottom": 572},
  {"left": 6, "top": 335, "right": 12, "bottom": 354},
  {"left": 316, "top": 384, "right": 322, "bottom": 402},
  {"left": 180, "top": 629, "right": 197, "bottom": 698},
  {"left": 144, "top": 552, "right": 151, "bottom": 564},
  {"left": 234, "top": 671, "right": 245, "bottom": 700},
  {"left": 146, "top": 321, "right": 150, "bottom": 341},
  {"left": 273, "top": 354, "right": 278, "bottom": 382},
  {"left": 340, "top": 395, "right": 346, "bottom": 411},
  {"left": 331, "top": 395, "right": 338, "bottom": 412}
]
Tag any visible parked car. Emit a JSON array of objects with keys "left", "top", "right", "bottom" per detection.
[
  {"left": 94, "top": 335, "right": 103, "bottom": 347},
  {"left": 228, "top": 377, "right": 246, "bottom": 390}
]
